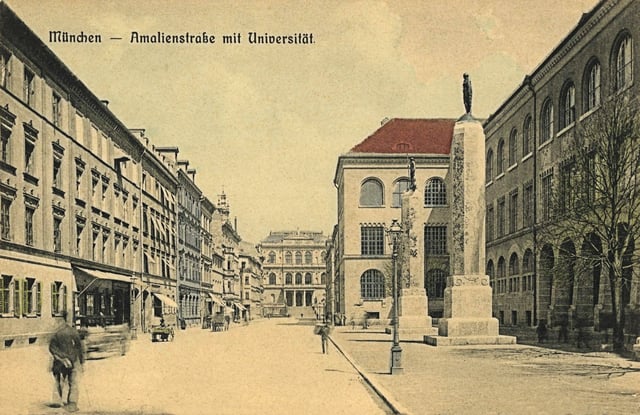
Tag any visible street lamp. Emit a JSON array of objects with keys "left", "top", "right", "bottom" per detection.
[{"left": 386, "top": 218, "right": 404, "bottom": 375}]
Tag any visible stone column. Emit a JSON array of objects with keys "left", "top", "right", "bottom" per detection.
[
  {"left": 396, "top": 189, "right": 434, "bottom": 339},
  {"left": 425, "top": 118, "right": 515, "bottom": 346}
]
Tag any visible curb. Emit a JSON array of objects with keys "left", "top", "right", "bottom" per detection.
[{"left": 329, "top": 334, "right": 413, "bottom": 415}]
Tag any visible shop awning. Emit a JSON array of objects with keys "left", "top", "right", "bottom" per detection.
[
  {"left": 234, "top": 302, "right": 246, "bottom": 311},
  {"left": 208, "top": 293, "right": 225, "bottom": 306},
  {"left": 152, "top": 292, "right": 178, "bottom": 308},
  {"left": 75, "top": 266, "right": 133, "bottom": 284}
]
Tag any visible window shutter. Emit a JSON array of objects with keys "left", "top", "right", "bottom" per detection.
[
  {"left": 0, "top": 277, "right": 4, "bottom": 313},
  {"left": 13, "top": 279, "right": 21, "bottom": 317},
  {"left": 22, "top": 279, "right": 28, "bottom": 315},
  {"left": 36, "top": 281, "right": 42, "bottom": 314},
  {"left": 63, "top": 285, "right": 67, "bottom": 313},
  {"left": 51, "top": 282, "right": 56, "bottom": 315}
]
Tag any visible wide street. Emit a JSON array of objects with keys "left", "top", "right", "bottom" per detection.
[{"left": 0, "top": 318, "right": 388, "bottom": 415}]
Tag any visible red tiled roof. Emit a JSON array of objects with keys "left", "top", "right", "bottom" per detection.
[{"left": 350, "top": 118, "right": 456, "bottom": 154}]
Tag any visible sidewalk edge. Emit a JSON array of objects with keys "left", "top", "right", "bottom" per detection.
[{"left": 329, "top": 335, "right": 413, "bottom": 415}]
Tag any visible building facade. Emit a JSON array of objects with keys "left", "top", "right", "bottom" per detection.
[
  {"left": 0, "top": 2, "right": 146, "bottom": 346},
  {"left": 332, "top": 119, "right": 455, "bottom": 324},
  {"left": 484, "top": 0, "right": 640, "bottom": 336},
  {"left": 239, "top": 241, "right": 264, "bottom": 321},
  {"left": 259, "top": 230, "right": 329, "bottom": 319}
]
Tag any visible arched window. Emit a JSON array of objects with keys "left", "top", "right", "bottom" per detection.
[
  {"left": 360, "top": 269, "right": 385, "bottom": 299},
  {"left": 295, "top": 273, "right": 302, "bottom": 285},
  {"left": 305, "top": 251, "right": 312, "bottom": 264},
  {"left": 613, "top": 33, "right": 633, "bottom": 91},
  {"left": 583, "top": 60, "right": 601, "bottom": 112},
  {"left": 304, "top": 273, "right": 312, "bottom": 285},
  {"left": 509, "top": 129, "right": 518, "bottom": 167},
  {"left": 509, "top": 253, "right": 520, "bottom": 276},
  {"left": 268, "top": 273, "right": 276, "bottom": 285},
  {"left": 487, "top": 259, "right": 495, "bottom": 291},
  {"left": 285, "top": 251, "right": 292, "bottom": 264},
  {"left": 285, "top": 273, "right": 292, "bottom": 284},
  {"left": 522, "top": 116, "right": 532, "bottom": 157},
  {"left": 560, "top": 81, "right": 576, "bottom": 129},
  {"left": 295, "top": 251, "right": 302, "bottom": 265},
  {"left": 425, "top": 269, "right": 446, "bottom": 298},
  {"left": 424, "top": 177, "right": 446, "bottom": 206},
  {"left": 320, "top": 272, "right": 326, "bottom": 285},
  {"left": 268, "top": 251, "right": 276, "bottom": 264},
  {"left": 392, "top": 178, "right": 411, "bottom": 208},
  {"left": 497, "top": 257, "right": 506, "bottom": 278},
  {"left": 540, "top": 99, "right": 554, "bottom": 144},
  {"left": 360, "top": 178, "right": 384, "bottom": 207},
  {"left": 497, "top": 139, "right": 505, "bottom": 175},
  {"left": 486, "top": 149, "right": 494, "bottom": 183}
]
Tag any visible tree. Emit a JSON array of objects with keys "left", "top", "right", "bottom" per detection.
[{"left": 542, "top": 92, "right": 640, "bottom": 351}]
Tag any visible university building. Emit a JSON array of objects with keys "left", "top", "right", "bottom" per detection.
[
  {"left": 330, "top": 118, "right": 455, "bottom": 324},
  {"left": 484, "top": 0, "right": 639, "bottom": 336},
  {"left": 260, "top": 230, "right": 328, "bottom": 318}
]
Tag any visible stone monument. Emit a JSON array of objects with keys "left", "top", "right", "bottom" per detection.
[
  {"left": 395, "top": 158, "right": 435, "bottom": 339},
  {"left": 425, "top": 74, "right": 516, "bottom": 345}
]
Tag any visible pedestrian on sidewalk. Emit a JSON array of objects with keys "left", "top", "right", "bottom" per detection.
[
  {"left": 536, "top": 320, "right": 548, "bottom": 344},
  {"left": 49, "top": 311, "right": 85, "bottom": 413},
  {"left": 320, "top": 324, "right": 330, "bottom": 354}
]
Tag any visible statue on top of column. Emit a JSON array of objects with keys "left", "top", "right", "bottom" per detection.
[{"left": 463, "top": 73, "right": 472, "bottom": 115}]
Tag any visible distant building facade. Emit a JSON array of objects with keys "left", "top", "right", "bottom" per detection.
[
  {"left": 260, "top": 231, "right": 328, "bottom": 319},
  {"left": 239, "top": 241, "right": 264, "bottom": 320}
]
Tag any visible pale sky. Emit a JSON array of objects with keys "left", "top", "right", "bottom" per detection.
[{"left": 7, "top": 0, "right": 599, "bottom": 243}]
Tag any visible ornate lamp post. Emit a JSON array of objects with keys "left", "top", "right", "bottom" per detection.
[{"left": 387, "top": 219, "right": 404, "bottom": 375}]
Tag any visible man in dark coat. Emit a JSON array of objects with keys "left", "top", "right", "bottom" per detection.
[
  {"left": 49, "top": 313, "right": 85, "bottom": 412},
  {"left": 320, "top": 324, "right": 330, "bottom": 354}
]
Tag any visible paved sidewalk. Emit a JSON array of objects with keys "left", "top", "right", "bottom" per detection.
[{"left": 329, "top": 327, "right": 640, "bottom": 415}]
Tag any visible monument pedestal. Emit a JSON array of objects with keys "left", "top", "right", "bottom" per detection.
[{"left": 397, "top": 288, "right": 436, "bottom": 340}]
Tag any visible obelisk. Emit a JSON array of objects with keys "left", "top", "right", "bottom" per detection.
[{"left": 425, "top": 74, "right": 515, "bottom": 345}]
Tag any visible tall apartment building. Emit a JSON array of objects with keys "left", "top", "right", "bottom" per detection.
[
  {"left": 260, "top": 230, "right": 328, "bottom": 319},
  {"left": 331, "top": 118, "right": 455, "bottom": 324},
  {"left": 0, "top": 2, "right": 146, "bottom": 346},
  {"left": 484, "top": 0, "right": 639, "bottom": 334},
  {"left": 239, "top": 241, "right": 264, "bottom": 321}
]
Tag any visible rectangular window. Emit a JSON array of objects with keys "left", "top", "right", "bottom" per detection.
[
  {"left": 509, "top": 189, "right": 518, "bottom": 234},
  {"left": 76, "top": 224, "right": 84, "bottom": 256},
  {"left": 497, "top": 196, "right": 505, "bottom": 238},
  {"left": 1, "top": 124, "right": 10, "bottom": 164},
  {"left": 24, "top": 139, "right": 35, "bottom": 174},
  {"left": 52, "top": 93, "right": 62, "bottom": 127},
  {"left": 1, "top": 197, "right": 11, "bottom": 241},
  {"left": 52, "top": 157, "right": 62, "bottom": 189},
  {"left": 25, "top": 206, "right": 34, "bottom": 246},
  {"left": 0, "top": 48, "right": 10, "bottom": 88},
  {"left": 53, "top": 217, "right": 62, "bottom": 253},
  {"left": 541, "top": 172, "right": 553, "bottom": 221},
  {"left": 23, "top": 68, "right": 35, "bottom": 106},
  {"left": 360, "top": 225, "right": 384, "bottom": 256},
  {"left": 0, "top": 275, "right": 11, "bottom": 314},
  {"left": 23, "top": 278, "right": 41, "bottom": 315},
  {"left": 523, "top": 182, "right": 533, "bottom": 227},
  {"left": 424, "top": 225, "right": 447, "bottom": 255}
]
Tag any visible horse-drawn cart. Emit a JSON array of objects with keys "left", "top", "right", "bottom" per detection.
[{"left": 151, "top": 325, "right": 174, "bottom": 342}]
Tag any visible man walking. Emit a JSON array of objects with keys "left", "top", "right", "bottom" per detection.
[
  {"left": 320, "top": 324, "right": 330, "bottom": 354},
  {"left": 49, "top": 312, "right": 85, "bottom": 412}
]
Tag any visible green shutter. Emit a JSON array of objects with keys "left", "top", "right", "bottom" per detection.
[
  {"left": 0, "top": 277, "right": 4, "bottom": 314},
  {"left": 36, "top": 281, "right": 42, "bottom": 314},
  {"left": 51, "top": 282, "right": 56, "bottom": 315},
  {"left": 23, "top": 279, "right": 28, "bottom": 315},
  {"left": 13, "top": 279, "right": 21, "bottom": 317},
  {"left": 63, "top": 285, "right": 67, "bottom": 314}
]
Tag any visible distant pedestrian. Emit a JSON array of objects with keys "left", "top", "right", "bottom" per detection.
[
  {"left": 351, "top": 319, "right": 355, "bottom": 330},
  {"left": 342, "top": 314, "right": 347, "bottom": 327},
  {"left": 49, "top": 312, "right": 85, "bottom": 412},
  {"left": 320, "top": 324, "right": 330, "bottom": 354},
  {"left": 558, "top": 319, "right": 569, "bottom": 343},
  {"left": 536, "top": 320, "right": 548, "bottom": 344}
]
